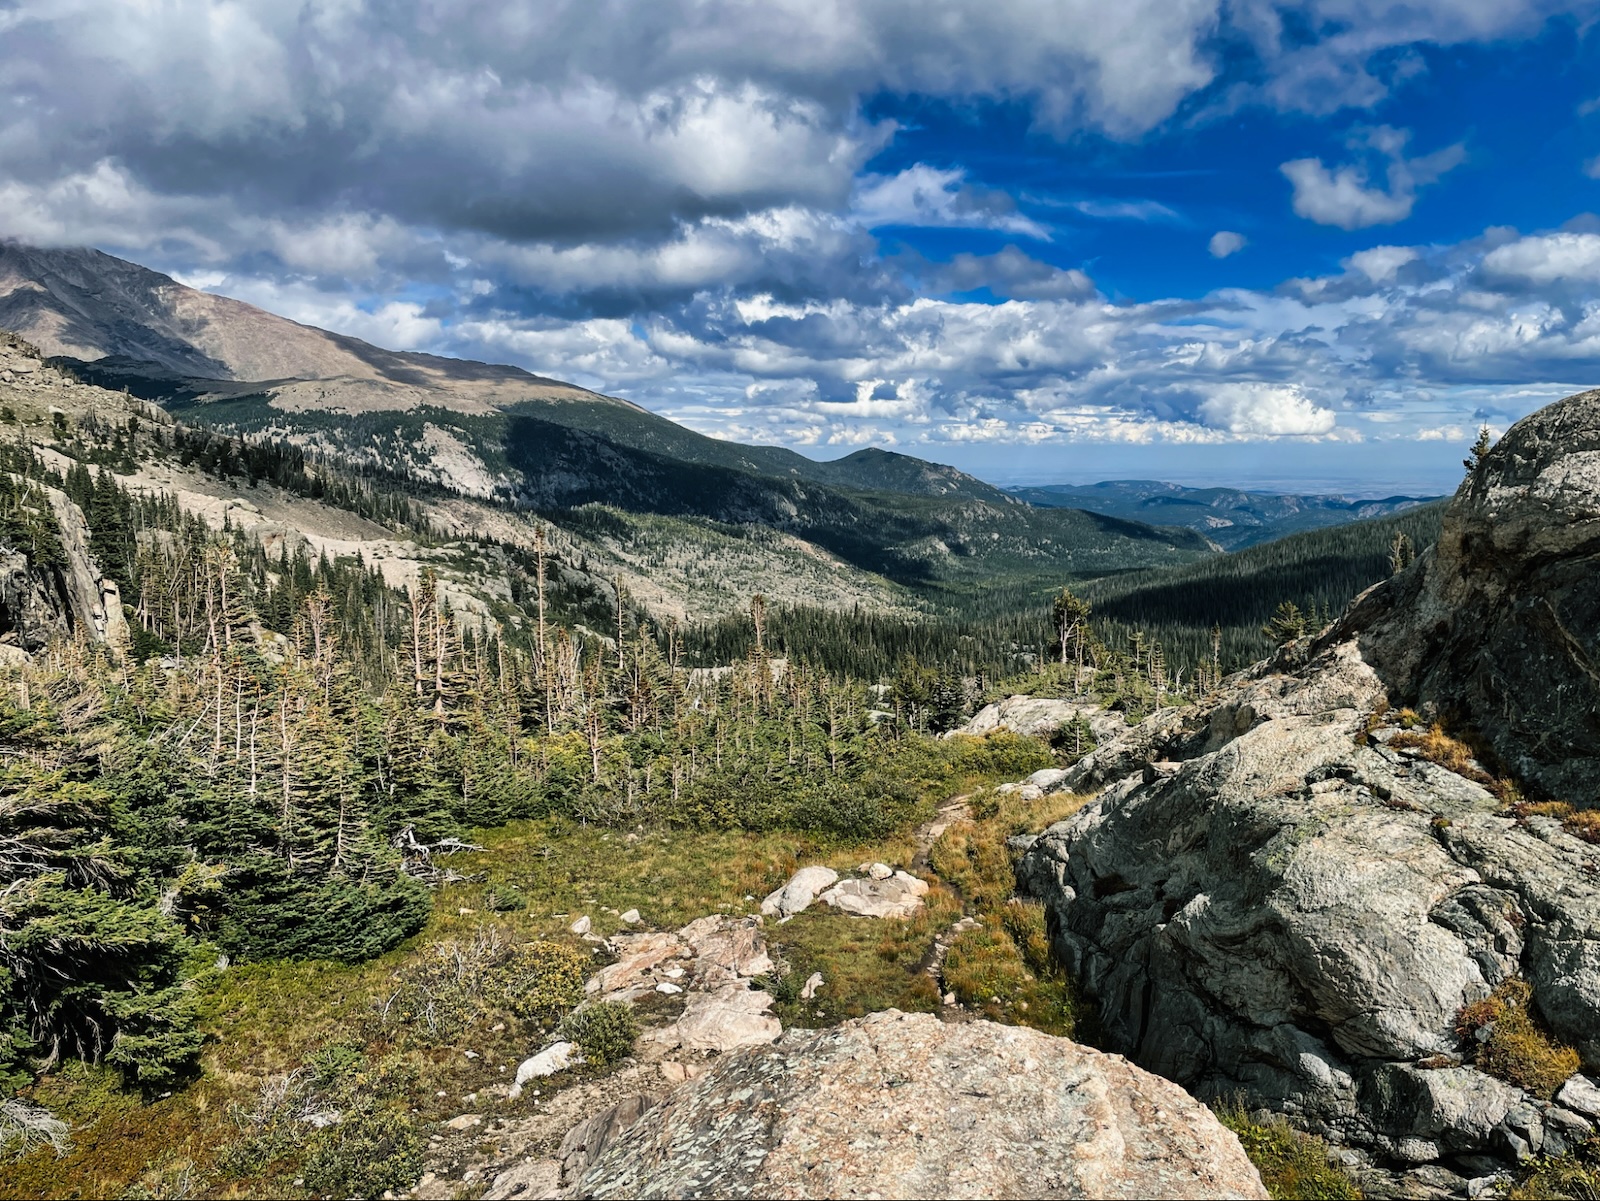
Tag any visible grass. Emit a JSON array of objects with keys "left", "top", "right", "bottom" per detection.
[
  {"left": 1510, "top": 1141, "right": 1600, "bottom": 1201},
  {"left": 926, "top": 786, "right": 1093, "bottom": 1036},
  {"left": 1214, "top": 1105, "right": 1361, "bottom": 1201},
  {"left": 1455, "top": 980, "right": 1581, "bottom": 1098},
  {"left": 3, "top": 754, "right": 1042, "bottom": 1200},
  {"left": 1516, "top": 801, "right": 1600, "bottom": 846},
  {"left": 1388, "top": 721, "right": 1518, "bottom": 799}
]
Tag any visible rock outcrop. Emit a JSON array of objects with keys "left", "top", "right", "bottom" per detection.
[
  {"left": 583, "top": 914, "right": 783, "bottom": 1058},
  {"left": 564, "top": 1011, "right": 1269, "bottom": 1200},
  {"left": 0, "top": 482, "right": 128, "bottom": 656},
  {"left": 1357, "top": 387, "right": 1600, "bottom": 799},
  {"left": 951, "top": 694, "right": 1125, "bottom": 742},
  {"left": 1015, "top": 389, "right": 1600, "bottom": 1182},
  {"left": 760, "top": 863, "right": 932, "bottom": 920}
]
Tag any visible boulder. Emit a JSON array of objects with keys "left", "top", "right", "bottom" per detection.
[
  {"left": 951, "top": 695, "right": 1125, "bottom": 742},
  {"left": 650, "top": 985, "right": 780, "bottom": 1055},
  {"left": 818, "top": 870, "right": 929, "bottom": 919},
  {"left": 1015, "top": 395, "right": 1600, "bottom": 1169},
  {"left": 678, "top": 914, "right": 772, "bottom": 984},
  {"left": 759, "top": 866, "right": 838, "bottom": 918},
  {"left": 1558, "top": 1075, "right": 1600, "bottom": 1120},
  {"left": 509, "top": 1042, "right": 584, "bottom": 1097},
  {"left": 568, "top": 1011, "right": 1268, "bottom": 1199}
]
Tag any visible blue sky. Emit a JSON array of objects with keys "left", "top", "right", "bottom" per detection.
[{"left": 3, "top": 2, "right": 1600, "bottom": 493}]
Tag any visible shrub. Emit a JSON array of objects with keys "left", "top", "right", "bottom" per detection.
[
  {"left": 558, "top": 1001, "right": 638, "bottom": 1068},
  {"left": 385, "top": 931, "right": 586, "bottom": 1041},
  {"left": 0, "top": 1098, "right": 70, "bottom": 1163},
  {"left": 1456, "top": 980, "right": 1580, "bottom": 1098},
  {"left": 494, "top": 941, "right": 589, "bottom": 1026},
  {"left": 1215, "top": 1106, "right": 1360, "bottom": 1201},
  {"left": 301, "top": 1108, "right": 423, "bottom": 1200}
]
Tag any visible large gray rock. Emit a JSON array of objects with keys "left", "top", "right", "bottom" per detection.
[
  {"left": 1359, "top": 387, "right": 1600, "bottom": 799},
  {"left": 817, "top": 870, "right": 929, "bottom": 919},
  {"left": 952, "top": 694, "right": 1124, "bottom": 742},
  {"left": 759, "top": 866, "right": 838, "bottom": 918},
  {"left": 569, "top": 1011, "right": 1269, "bottom": 1199},
  {"left": 1017, "top": 454, "right": 1600, "bottom": 1170}
]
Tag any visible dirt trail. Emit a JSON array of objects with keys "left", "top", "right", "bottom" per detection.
[{"left": 911, "top": 795, "right": 971, "bottom": 873}]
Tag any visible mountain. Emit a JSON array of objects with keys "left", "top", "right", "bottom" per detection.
[
  {"left": 1009, "top": 479, "right": 1438, "bottom": 550},
  {"left": 0, "top": 242, "right": 1213, "bottom": 614}
]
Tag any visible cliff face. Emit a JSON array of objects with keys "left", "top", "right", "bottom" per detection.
[
  {"left": 1015, "top": 389, "right": 1600, "bottom": 1189},
  {"left": 1359, "top": 387, "right": 1600, "bottom": 799},
  {"left": 0, "top": 483, "right": 129, "bottom": 659}
]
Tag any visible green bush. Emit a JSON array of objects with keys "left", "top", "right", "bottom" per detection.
[
  {"left": 1510, "top": 1141, "right": 1600, "bottom": 1201},
  {"left": 484, "top": 883, "right": 527, "bottom": 912},
  {"left": 495, "top": 941, "right": 588, "bottom": 1026},
  {"left": 302, "top": 1108, "right": 422, "bottom": 1200},
  {"left": 558, "top": 1001, "right": 639, "bottom": 1067}
]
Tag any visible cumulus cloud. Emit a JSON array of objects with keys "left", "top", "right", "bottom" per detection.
[
  {"left": 1479, "top": 232, "right": 1600, "bottom": 286},
  {"left": 1344, "top": 244, "right": 1420, "bottom": 283},
  {"left": 1209, "top": 231, "right": 1247, "bottom": 258},
  {"left": 1584, "top": 155, "right": 1600, "bottom": 179},
  {"left": 1198, "top": 383, "right": 1338, "bottom": 436},
  {"left": 1281, "top": 126, "right": 1465, "bottom": 229},
  {"left": 1, "top": 1, "right": 1596, "bottom": 460},
  {"left": 929, "top": 246, "right": 1097, "bottom": 300}
]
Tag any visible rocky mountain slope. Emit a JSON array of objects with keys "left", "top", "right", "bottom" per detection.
[
  {"left": 1012, "top": 479, "right": 1438, "bottom": 550},
  {"left": 1014, "top": 387, "right": 1600, "bottom": 1194},
  {"left": 0, "top": 242, "right": 1212, "bottom": 599}
]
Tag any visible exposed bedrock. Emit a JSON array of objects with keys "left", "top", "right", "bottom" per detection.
[{"left": 1018, "top": 389, "right": 1600, "bottom": 1177}]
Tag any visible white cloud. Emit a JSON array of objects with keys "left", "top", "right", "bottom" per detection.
[
  {"left": 1209, "top": 230, "right": 1247, "bottom": 258},
  {"left": 1344, "top": 244, "right": 1419, "bottom": 283},
  {"left": 851, "top": 166, "right": 1047, "bottom": 238},
  {"left": 1281, "top": 127, "right": 1464, "bottom": 229},
  {"left": 1480, "top": 232, "right": 1600, "bottom": 286},
  {"left": 1585, "top": 155, "right": 1600, "bottom": 179},
  {"left": 1071, "top": 199, "right": 1181, "bottom": 223},
  {"left": 1197, "top": 383, "right": 1338, "bottom": 436}
]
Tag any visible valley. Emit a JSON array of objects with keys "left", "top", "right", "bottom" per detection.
[{"left": 0, "top": 247, "right": 1595, "bottom": 1201}]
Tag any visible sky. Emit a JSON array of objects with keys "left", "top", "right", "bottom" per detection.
[{"left": 3, "top": 2, "right": 1600, "bottom": 494}]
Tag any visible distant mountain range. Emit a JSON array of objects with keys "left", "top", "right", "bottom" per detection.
[{"left": 1008, "top": 480, "right": 1441, "bottom": 550}]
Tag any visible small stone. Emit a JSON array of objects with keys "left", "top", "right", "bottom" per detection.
[
  {"left": 867, "top": 862, "right": 893, "bottom": 880},
  {"left": 944, "top": 992, "right": 957, "bottom": 1005},
  {"left": 445, "top": 1114, "right": 483, "bottom": 1131},
  {"left": 620, "top": 909, "right": 642, "bottom": 924},
  {"left": 800, "top": 972, "right": 824, "bottom": 1000},
  {"left": 464, "top": 1050, "right": 479, "bottom": 1059},
  {"left": 458, "top": 907, "right": 476, "bottom": 915},
  {"left": 660, "top": 1062, "right": 688, "bottom": 1085},
  {"left": 571, "top": 915, "right": 592, "bottom": 935},
  {"left": 656, "top": 982, "right": 683, "bottom": 994}
]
